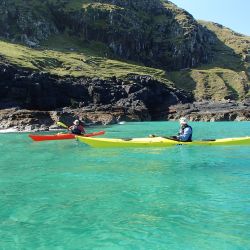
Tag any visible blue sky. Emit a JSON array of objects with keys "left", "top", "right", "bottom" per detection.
[{"left": 170, "top": 0, "right": 250, "bottom": 36}]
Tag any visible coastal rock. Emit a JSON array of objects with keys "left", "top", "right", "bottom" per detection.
[
  {"left": 1, "top": 99, "right": 249, "bottom": 132},
  {"left": 166, "top": 101, "right": 250, "bottom": 121}
]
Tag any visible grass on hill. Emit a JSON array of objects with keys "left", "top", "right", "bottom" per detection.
[
  {"left": 168, "top": 68, "right": 249, "bottom": 101},
  {"left": 0, "top": 35, "right": 170, "bottom": 84}
]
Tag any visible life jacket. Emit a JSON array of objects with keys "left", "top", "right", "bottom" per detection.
[
  {"left": 180, "top": 124, "right": 193, "bottom": 142},
  {"left": 71, "top": 125, "right": 84, "bottom": 135}
]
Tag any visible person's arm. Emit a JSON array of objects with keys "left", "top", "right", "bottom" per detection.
[{"left": 178, "top": 127, "right": 192, "bottom": 141}]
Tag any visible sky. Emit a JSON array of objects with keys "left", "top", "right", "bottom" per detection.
[{"left": 170, "top": 0, "right": 250, "bottom": 36}]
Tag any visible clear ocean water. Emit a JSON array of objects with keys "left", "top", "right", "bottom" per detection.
[{"left": 0, "top": 121, "right": 250, "bottom": 250}]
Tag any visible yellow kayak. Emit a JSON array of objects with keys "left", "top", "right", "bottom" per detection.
[{"left": 76, "top": 136, "right": 250, "bottom": 148}]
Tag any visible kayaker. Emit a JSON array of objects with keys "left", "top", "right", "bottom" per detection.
[
  {"left": 69, "top": 120, "right": 85, "bottom": 135},
  {"left": 167, "top": 117, "right": 192, "bottom": 141},
  {"left": 176, "top": 117, "right": 192, "bottom": 142}
]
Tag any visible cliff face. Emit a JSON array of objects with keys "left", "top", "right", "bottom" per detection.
[
  {"left": 0, "top": 63, "right": 190, "bottom": 117},
  {"left": 0, "top": 0, "right": 212, "bottom": 70},
  {"left": 0, "top": 0, "right": 58, "bottom": 45}
]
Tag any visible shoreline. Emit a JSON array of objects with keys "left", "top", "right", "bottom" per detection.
[{"left": 0, "top": 100, "right": 249, "bottom": 132}]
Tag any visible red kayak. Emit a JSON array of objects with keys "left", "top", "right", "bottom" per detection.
[{"left": 29, "top": 131, "right": 105, "bottom": 141}]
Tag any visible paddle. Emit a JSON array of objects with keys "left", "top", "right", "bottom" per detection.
[{"left": 57, "top": 121, "right": 69, "bottom": 129}]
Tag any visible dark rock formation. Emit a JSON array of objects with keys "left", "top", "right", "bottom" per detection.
[
  {"left": 0, "top": 63, "right": 190, "bottom": 110},
  {"left": 0, "top": 62, "right": 191, "bottom": 130}
]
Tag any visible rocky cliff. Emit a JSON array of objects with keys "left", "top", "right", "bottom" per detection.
[
  {"left": 0, "top": 0, "right": 212, "bottom": 70},
  {"left": 0, "top": 0, "right": 249, "bottom": 130}
]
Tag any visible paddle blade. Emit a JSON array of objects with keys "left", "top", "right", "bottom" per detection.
[{"left": 57, "top": 121, "right": 69, "bottom": 129}]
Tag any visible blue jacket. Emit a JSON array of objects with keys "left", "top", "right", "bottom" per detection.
[{"left": 177, "top": 125, "right": 192, "bottom": 142}]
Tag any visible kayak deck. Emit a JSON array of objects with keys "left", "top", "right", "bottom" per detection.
[
  {"left": 29, "top": 134, "right": 75, "bottom": 141},
  {"left": 76, "top": 136, "right": 250, "bottom": 148},
  {"left": 29, "top": 131, "right": 105, "bottom": 141}
]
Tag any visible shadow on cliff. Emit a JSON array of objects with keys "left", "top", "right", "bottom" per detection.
[
  {"left": 167, "top": 24, "right": 248, "bottom": 101},
  {"left": 199, "top": 25, "right": 246, "bottom": 72}
]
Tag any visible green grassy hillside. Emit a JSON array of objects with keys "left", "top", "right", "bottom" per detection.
[
  {"left": 167, "top": 21, "right": 250, "bottom": 101},
  {"left": 0, "top": 36, "right": 169, "bottom": 83}
]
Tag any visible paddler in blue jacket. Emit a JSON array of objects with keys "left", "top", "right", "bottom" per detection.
[{"left": 176, "top": 117, "right": 192, "bottom": 142}]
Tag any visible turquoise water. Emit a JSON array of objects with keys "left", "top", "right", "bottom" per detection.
[{"left": 0, "top": 122, "right": 250, "bottom": 250}]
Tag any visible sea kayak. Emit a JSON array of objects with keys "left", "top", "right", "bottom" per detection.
[
  {"left": 76, "top": 136, "right": 250, "bottom": 148},
  {"left": 29, "top": 131, "right": 105, "bottom": 141}
]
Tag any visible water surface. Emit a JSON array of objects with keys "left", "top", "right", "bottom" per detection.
[{"left": 0, "top": 122, "right": 250, "bottom": 249}]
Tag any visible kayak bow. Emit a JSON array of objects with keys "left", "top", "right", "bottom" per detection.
[
  {"left": 29, "top": 131, "right": 105, "bottom": 141},
  {"left": 76, "top": 136, "right": 250, "bottom": 148}
]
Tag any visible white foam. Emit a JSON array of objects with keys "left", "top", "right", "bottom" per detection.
[
  {"left": 0, "top": 127, "right": 62, "bottom": 133},
  {"left": 0, "top": 128, "right": 19, "bottom": 133}
]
